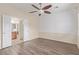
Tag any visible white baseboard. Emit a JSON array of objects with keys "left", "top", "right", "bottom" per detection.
[{"left": 39, "top": 32, "right": 77, "bottom": 44}]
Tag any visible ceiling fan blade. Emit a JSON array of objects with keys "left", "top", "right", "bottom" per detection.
[
  {"left": 29, "top": 11, "right": 38, "bottom": 13},
  {"left": 42, "top": 5, "right": 52, "bottom": 10},
  {"left": 32, "top": 4, "right": 40, "bottom": 10},
  {"left": 44, "top": 11, "right": 51, "bottom": 14}
]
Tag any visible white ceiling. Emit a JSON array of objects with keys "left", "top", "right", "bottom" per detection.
[{"left": 0, "top": 3, "right": 79, "bottom": 15}]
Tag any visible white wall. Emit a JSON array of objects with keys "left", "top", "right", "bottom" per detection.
[
  {"left": 77, "top": 8, "right": 79, "bottom": 48},
  {"left": 19, "top": 20, "right": 24, "bottom": 40},
  {"left": 0, "top": 16, "right": 2, "bottom": 49},
  {"left": 39, "top": 9, "right": 77, "bottom": 44},
  {"left": 29, "top": 16, "right": 39, "bottom": 39}
]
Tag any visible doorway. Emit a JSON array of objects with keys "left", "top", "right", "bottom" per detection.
[
  {"left": 11, "top": 17, "right": 23, "bottom": 45},
  {"left": 1, "top": 15, "right": 29, "bottom": 49}
]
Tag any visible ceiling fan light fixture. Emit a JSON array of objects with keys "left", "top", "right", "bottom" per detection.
[
  {"left": 39, "top": 10, "right": 44, "bottom": 13},
  {"left": 29, "top": 3, "right": 58, "bottom": 16}
]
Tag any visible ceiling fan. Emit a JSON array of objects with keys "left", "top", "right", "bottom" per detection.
[{"left": 29, "top": 3, "right": 58, "bottom": 16}]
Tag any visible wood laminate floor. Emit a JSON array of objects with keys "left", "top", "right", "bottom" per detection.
[{"left": 0, "top": 38, "right": 79, "bottom": 55}]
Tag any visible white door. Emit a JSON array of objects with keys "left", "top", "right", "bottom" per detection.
[
  {"left": 78, "top": 13, "right": 79, "bottom": 48},
  {"left": 2, "top": 16, "right": 12, "bottom": 48},
  {"left": 23, "top": 19, "right": 29, "bottom": 41},
  {"left": 0, "top": 16, "right": 2, "bottom": 49}
]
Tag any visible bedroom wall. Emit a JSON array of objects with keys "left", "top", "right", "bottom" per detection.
[
  {"left": 0, "top": 16, "right": 1, "bottom": 49},
  {"left": 39, "top": 9, "right": 77, "bottom": 44},
  {"left": 77, "top": 8, "right": 79, "bottom": 48},
  {"left": 29, "top": 16, "right": 39, "bottom": 40}
]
